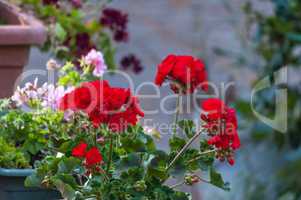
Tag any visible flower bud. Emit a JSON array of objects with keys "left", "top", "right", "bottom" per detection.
[
  {"left": 46, "top": 59, "right": 60, "bottom": 70},
  {"left": 134, "top": 180, "right": 147, "bottom": 192}
]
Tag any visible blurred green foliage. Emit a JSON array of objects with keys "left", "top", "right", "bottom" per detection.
[{"left": 238, "top": 0, "right": 301, "bottom": 199}]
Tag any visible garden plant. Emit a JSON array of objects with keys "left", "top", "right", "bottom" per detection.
[{"left": 0, "top": 49, "right": 241, "bottom": 199}]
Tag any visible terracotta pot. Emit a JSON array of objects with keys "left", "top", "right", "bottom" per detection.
[{"left": 0, "top": 0, "right": 46, "bottom": 98}]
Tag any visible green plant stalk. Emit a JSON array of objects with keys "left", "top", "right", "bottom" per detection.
[
  {"left": 170, "top": 181, "right": 185, "bottom": 189},
  {"left": 106, "top": 134, "right": 114, "bottom": 174},
  {"left": 167, "top": 129, "right": 203, "bottom": 171},
  {"left": 98, "top": 166, "right": 110, "bottom": 181},
  {"left": 186, "top": 149, "right": 216, "bottom": 164},
  {"left": 172, "top": 94, "right": 181, "bottom": 135}
]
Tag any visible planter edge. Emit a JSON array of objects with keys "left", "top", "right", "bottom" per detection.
[{"left": 0, "top": 168, "right": 34, "bottom": 177}]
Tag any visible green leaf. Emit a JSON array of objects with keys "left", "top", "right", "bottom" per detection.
[
  {"left": 178, "top": 120, "right": 196, "bottom": 138},
  {"left": 169, "top": 136, "right": 186, "bottom": 152},
  {"left": 53, "top": 179, "right": 76, "bottom": 200},
  {"left": 209, "top": 167, "right": 230, "bottom": 191},
  {"left": 55, "top": 23, "right": 67, "bottom": 42},
  {"left": 146, "top": 151, "right": 169, "bottom": 181},
  {"left": 115, "top": 153, "right": 141, "bottom": 171},
  {"left": 25, "top": 172, "right": 42, "bottom": 187},
  {"left": 57, "top": 157, "right": 81, "bottom": 173}
]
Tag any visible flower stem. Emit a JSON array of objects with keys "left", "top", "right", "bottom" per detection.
[
  {"left": 186, "top": 150, "right": 216, "bottom": 164},
  {"left": 166, "top": 129, "right": 203, "bottom": 171},
  {"left": 172, "top": 94, "right": 181, "bottom": 135},
  {"left": 195, "top": 175, "right": 211, "bottom": 184},
  {"left": 170, "top": 181, "right": 185, "bottom": 189},
  {"left": 98, "top": 166, "right": 110, "bottom": 181},
  {"left": 106, "top": 135, "right": 114, "bottom": 175}
]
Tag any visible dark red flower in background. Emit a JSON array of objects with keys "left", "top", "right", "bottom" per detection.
[
  {"left": 75, "top": 33, "right": 95, "bottom": 58},
  {"left": 201, "top": 98, "right": 240, "bottom": 166},
  {"left": 100, "top": 8, "right": 129, "bottom": 42},
  {"left": 72, "top": 142, "right": 88, "bottom": 158},
  {"left": 155, "top": 55, "right": 208, "bottom": 94},
  {"left": 71, "top": 0, "right": 82, "bottom": 8},
  {"left": 121, "top": 54, "right": 143, "bottom": 73},
  {"left": 42, "top": 0, "right": 58, "bottom": 5},
  {"left": 60, "top": 80, "right": 144, "bottom": 132}
]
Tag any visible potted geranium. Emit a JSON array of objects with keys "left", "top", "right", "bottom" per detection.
[{"left": 1, "top": 50, "right": 241, "bottom": 199}]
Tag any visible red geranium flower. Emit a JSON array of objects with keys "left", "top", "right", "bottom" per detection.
[
  {"left": 85, "top": 147, "right": 103, "bottom": 167},
  {"left": 59, "top": 80, "right": 144, "bottom": 132},
  {"left": 72, "top": 142, "right": 88, "bottom": 158},
  {"left": 155, "top": 55, "right": 208, "bottom": 93},
  {"left": 201, "top": 98, "right": 240, "bottom": 165}
]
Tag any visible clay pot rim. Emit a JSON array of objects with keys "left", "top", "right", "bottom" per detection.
[{"left": 0, "top": 0, "right": 47, "bottom": 45}]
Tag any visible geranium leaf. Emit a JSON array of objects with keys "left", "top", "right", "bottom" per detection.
[
  {"left": 178, "top": 120, "right": 196, "bottom": 138},
  {"left": 209, "top": 167, "right": 230, "bottom": 191}
]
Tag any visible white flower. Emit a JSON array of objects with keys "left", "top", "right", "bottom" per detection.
[
  {"left": 11, "top": 78, "right": 73, "bottom": 110},
  {"left": 42, "top": 85, "right": 73, "bottom": 110},
  {"left": 84, "top": 49, "right": 107, "bottom": 77},
  {"left": 143, "top": 126, "right": 162, "bottom": 140},
  {"left": 63, "top": 109, "right": 75, "bottom": 121}
]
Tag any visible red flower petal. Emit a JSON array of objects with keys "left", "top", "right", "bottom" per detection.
[
  {"left": 85, "top": 147, "right": 103, "bottom": 167},
  {"left": 72, "top": 142, "right": 88, "bottom": 158}
]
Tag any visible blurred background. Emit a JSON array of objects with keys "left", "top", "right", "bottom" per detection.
[{"left": 23, "top": 0, "right": 301, "bottom": 199}]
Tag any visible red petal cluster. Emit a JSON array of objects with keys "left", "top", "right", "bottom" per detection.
[
  {"left": 71, "top": 142, "right": 103, "bottom": 167},
  {"left": 85, "top": 147, "right": 103, "bottom": 167},
  {"left": 201, "top": 98, "right": 240, "bottom": 165},
  {"left": 72, "top": 142, "right": 88, "bottom": 158},
  {"left": 155, "top": 55, "right": 208, "bottom": 94},
  {"left": 59, "top": 80, "right": 144, "bottom": 132}
]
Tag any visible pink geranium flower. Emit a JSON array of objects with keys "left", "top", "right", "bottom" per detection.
[{"left": 84, "top": 49, "right": 107, "bottom": 77}]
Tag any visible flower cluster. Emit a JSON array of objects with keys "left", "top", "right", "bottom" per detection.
[
  {"left": 72, "top": 142, "right": 103, "bottom": 168},
  {"left": 100, "top": 8, "right": 129, "bottom": 42},
  {"left": 83, "top": 49, "right": 107, "bottom": 77},
  {"left": 73, "top": 33, "right": 96, "bottom": 59},
  {"left": 121, "top": 54, "right": 143, "bottom": 74},
  {"left": 59, "top": 80, "right": 144, "bottom": 132},
  {"left": 11, "top": 79, "right": 72, "bottom": 110},
  {"left": 155, "top": 55, "right": 208, "bottom": 93},
  {"left": 20, "top": 53, "right": 241, "bottom": 199},
  {"left": 201, "top": 98, "right": 241, "bottom": 165}
]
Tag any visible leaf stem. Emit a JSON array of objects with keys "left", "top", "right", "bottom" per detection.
[
  {"left": 195, "top": 174, "right": 211, "bottom": 184},
  {"left": 172, "top": 94, "right": 181, "bottom": 135},
  {"left": 98, "top": 166, "right": 110, "bottom": 181},
  {"left": 166, "top": 129, "right": 203, "bottom": 171},
  {"left": 186, "top": 149, "right": 216, "bottom": 164},
  {"left": 170, "top": 181, "right": 185, "bottom": 189}
]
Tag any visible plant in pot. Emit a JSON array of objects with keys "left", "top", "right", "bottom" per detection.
[
  {"left": 2, "top": 50, "right": 241, "bottom": 199},
  {"left": 12, "top": 0, "right": 143, "bottom": 72},
  {"left": 0, "top": 0, "right": 142, "bottom": 98},
  {"left": 0, "top": 99, "right": 64, "bottom": 199}
]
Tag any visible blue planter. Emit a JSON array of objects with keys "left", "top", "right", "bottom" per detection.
[{"left": 0, "top": 168, "right": 61, "bottom": 200}]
